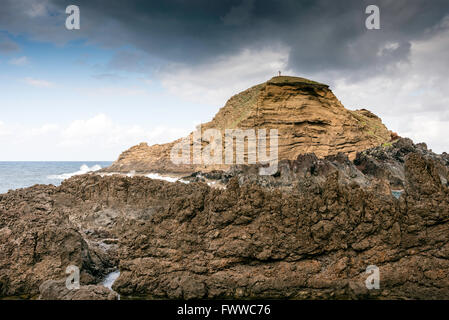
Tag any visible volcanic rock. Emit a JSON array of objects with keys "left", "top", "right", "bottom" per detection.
[
  {"left": 0, "top": 185, "right": 116, "bottom": 298},
  {"left": 1, "top": 139, "right": 448, "bottom": 299},
  {"left": 184, "top": 137, "right": 449, "bottom": 195},
  {"left": 105, "top": 76, "right": 392, "bottom": 175},
  {"left": 110, "top": 152, "right": 449, "bottom": 299}
]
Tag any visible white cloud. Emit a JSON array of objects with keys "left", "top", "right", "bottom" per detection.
[
  {"left": 377, "top": 42, "right": 400, "bottom": 57},
  {"left": 399, "top": 115, "right": 449, "bottom": 153},
  {"left": 0, "top": 122, "right": 59, "bottom": 140},
  {"left": 0, "top": 121, "right": 11, "bottom": 136},
  {"left": 0, "top": 114, "right": 190, "bottom": 160},
  {"left": 23, "top": 77, "right": 54, "bottom": 88},
  {"left": 159, "top": 46, "right": 292, "bottom": 106},
  {"left": 61, "top": 113, "right": 188, "bottom": 147},
  {"left": 29, "top": 123, "right": 59, "bottom": 136},
  {"left": 9, "top": 56, "right": 29, "bottom": 66},
  {"left": 327, "top": 24, "right": 449, "bottom": 154}
]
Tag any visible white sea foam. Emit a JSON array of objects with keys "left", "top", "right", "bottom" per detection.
[
  {"left": 47, "top": 164, "right": 102, "bottom": 180},
  {"left": 146, "top": 173, "right": 180, "bottom": 183},
  {"left": 102, "top": 270, "right": 121, "bottom": 300},
  {"left": 97, "top": 171, "right": 189, "bottom": 184},
  {"left": 102, "top": 270, "right": 120, "bottom": 290},
  {"left": 126, "top": 170, "right": 136, "bottom": 177}
]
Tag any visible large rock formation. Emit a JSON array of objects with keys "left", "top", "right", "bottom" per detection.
[
  {"left": 1, "top": 138, "right": 449, "bottom": 300},
  {"left": 109, "top": 144, "right": 449, "bottom": 299},
  {"left": 105, "top": 76, "right": 392, "bottom": 174},
  {"left": 1, "top": 76, "right": 447, "bottom": 300}
]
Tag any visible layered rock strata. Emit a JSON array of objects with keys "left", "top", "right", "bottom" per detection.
[{"left": 105, "top": 76, "right": 392, "bottom": 175}]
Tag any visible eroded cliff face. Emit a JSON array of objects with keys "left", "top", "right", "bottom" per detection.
[
  {"left": 0, "top": 185, "right": 116, "bottom": 298},
  {"left": 105, "top": 76, "right": 392, "bottom": 174},
  {"left": 1, "top": 139, "right": 449, "bottom": 300}
]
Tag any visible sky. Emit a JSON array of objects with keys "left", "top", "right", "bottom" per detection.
[{"left": 0, "top": 0, "right": 448, "bottom": 160}]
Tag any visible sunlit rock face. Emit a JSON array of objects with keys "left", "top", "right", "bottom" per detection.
[{"left": 104, "top": 76, "right": 392, "bottom": 175}]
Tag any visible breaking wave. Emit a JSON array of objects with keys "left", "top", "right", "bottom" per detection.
[
  {"left": 146, "top": 173, "right": 181, "bottom": 183},
  {"left": 47, "top": 164, "right": 102, "bottom": 180}
]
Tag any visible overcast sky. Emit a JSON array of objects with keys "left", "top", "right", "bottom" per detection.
[{"left": 0, "top": 0, "right": 448, "bottom": 160}]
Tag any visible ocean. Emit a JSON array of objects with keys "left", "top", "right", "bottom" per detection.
[{"left": 0, "top": 162, "right": 113, "bottom": 194}]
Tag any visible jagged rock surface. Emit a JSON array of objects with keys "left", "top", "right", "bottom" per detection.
[
  {"left": 1, "top": 139, "right": 448, "bottom": 300},
  {"left": 105, "top": 76, "right": 392, "bottom": 174},
  {"left": 0, "top": 186, "right": 117, "bottom": 298},
  {"left": 110, "top": 152, "right": 449, "bottom": 299},
  {"left": 183, "top": 138, "right": 449, "bottom": 194}
]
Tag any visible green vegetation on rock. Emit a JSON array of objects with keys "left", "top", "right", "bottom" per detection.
[{"left": 268, "top": 75, "right": 328, "bottom": 87}]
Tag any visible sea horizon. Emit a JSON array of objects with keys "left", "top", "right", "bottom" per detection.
[{"left": 0, "top": 161, "right": 113, "bottom": 194}]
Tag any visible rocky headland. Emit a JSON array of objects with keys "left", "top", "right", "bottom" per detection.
[
  {"left": 104, "top": 76, "right": 392, "bottom": 175},
  {"left": 1, "top": 76, "right": 449, "bottom": 300}
]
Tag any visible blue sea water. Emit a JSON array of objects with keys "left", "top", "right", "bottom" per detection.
[{"left": 0, "top": 162, "right": 112, "bottom": 194}]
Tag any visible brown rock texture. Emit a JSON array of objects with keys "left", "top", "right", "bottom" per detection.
[
  {"left": 0, "top": 186, "right": 116, "bottom": 298},
  {"left": 1, "top": 138, "right": 448, "bottom": 300},
  {"left": 105, "top": 76, "right": 392, "bottom": 174},
  {"left": 110, "top": 152, "right": 449, "bottom": 299},
  {"left": 181, "top": 137, "right": 449, "bottom": 198}
]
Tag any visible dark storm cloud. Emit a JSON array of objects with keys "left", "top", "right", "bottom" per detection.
[{"left": 1, "top": 0, "right": 449, "bottom": 73}]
